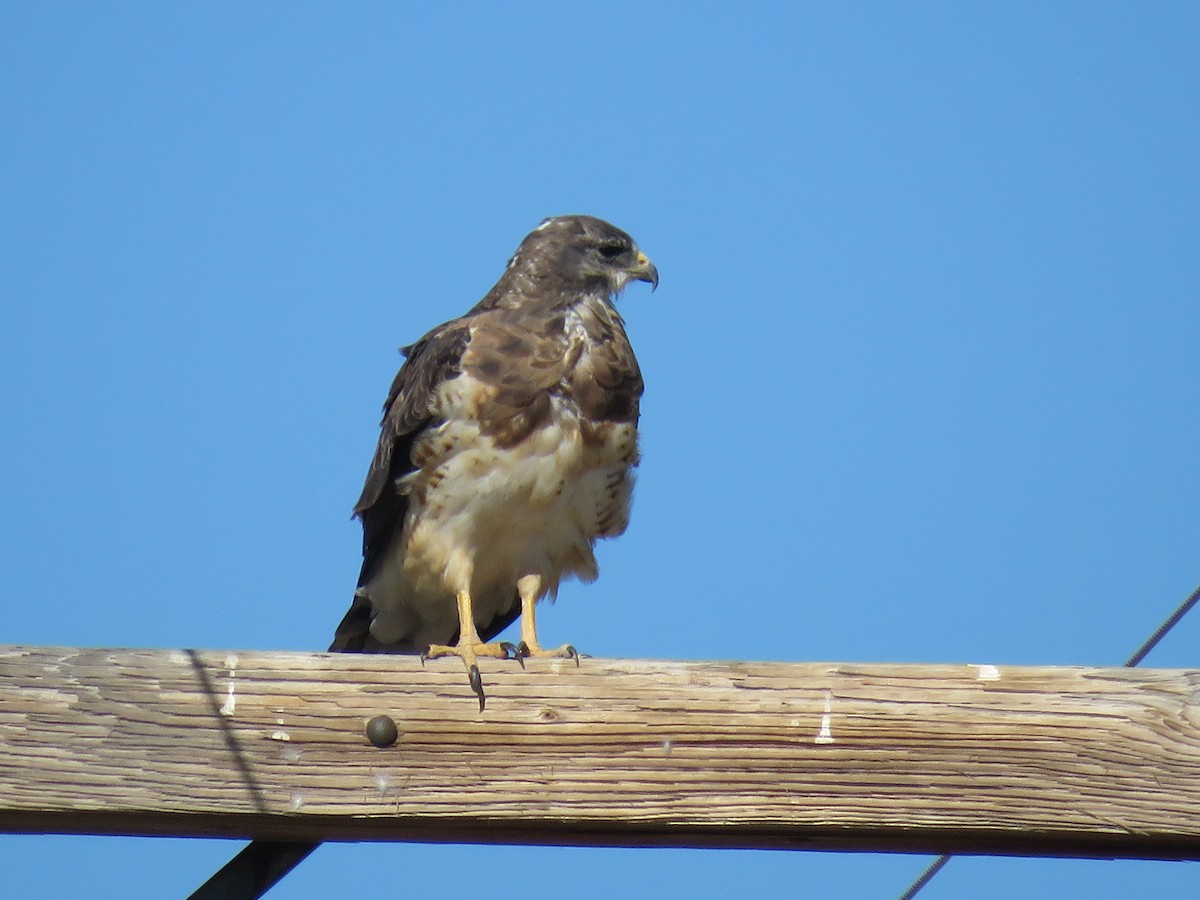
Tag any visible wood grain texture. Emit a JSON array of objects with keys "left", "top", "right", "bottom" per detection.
[{"left": 1, "top": 646, "right": 1198, "bottom": 858}]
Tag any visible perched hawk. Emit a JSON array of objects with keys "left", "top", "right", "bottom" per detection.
[
  {"left": 189, "top": 216, "right": 656, "bottom": 900},
  {"left": 331, "top": 214, "right": 657, "bottom": 706}
]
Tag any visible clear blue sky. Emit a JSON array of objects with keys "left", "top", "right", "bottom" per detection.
[{"left": 2, "top": 3, "right": 1198, "bottom": 898}]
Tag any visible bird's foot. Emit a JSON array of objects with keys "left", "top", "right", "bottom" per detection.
[
  {"left": 515, "top": 641, "right": 580, "bottom": 666},
  {"left": 421, "top": 641, "right": 520, "bottom": 711}
]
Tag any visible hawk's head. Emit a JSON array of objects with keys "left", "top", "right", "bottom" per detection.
[{"left": 509, "top": 215, "right": 658, "bottom": 299}]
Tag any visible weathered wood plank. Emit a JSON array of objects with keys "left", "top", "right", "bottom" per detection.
[{"left": 1, "top": 646, "right": 1198, "bottom": 858}]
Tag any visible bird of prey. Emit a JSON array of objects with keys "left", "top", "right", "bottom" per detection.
[
  {"left": 331, "top": 214, "right": 657, "bottom": 707},
  {"left": 188, "top": 216, "right": 656, "bottom": 900}
]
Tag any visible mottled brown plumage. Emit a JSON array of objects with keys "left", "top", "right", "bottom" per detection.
[
  {"left": 191, "top": 215, "right": 656, "bottom": 899},
  {"left": 330, "top": 216, "right": 656, "bottom": 671}
]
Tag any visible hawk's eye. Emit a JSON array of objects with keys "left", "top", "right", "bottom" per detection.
[{"left": 597, "top": 241, "right": 627, "bottom": 259}]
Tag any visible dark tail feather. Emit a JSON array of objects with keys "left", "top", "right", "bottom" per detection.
[{"left": 328, "top": 590, "right": 375, "bottom": 652}]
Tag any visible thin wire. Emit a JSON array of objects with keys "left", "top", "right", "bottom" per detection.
[
  {"left": 896, "top": 582, "right": 1200, "bottom": 900},
  {"left": 1124, "top": 583, "right": 1200, "bottom": 667},
  {"left": 896, "top": 854, "right": 950, "bottom": 900}
]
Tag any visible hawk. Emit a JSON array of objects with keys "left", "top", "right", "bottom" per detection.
[
  {"left": 189, "top": 216, "right": 656, "bottom": 900},
  {"left": 331, "top": 214, "right": 657, "bottom": 707}
]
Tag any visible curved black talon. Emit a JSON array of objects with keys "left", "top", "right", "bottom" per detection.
[
  {"left": 515, "top": 641, "right": 531, "bottom": 659},
  {"left": 564, "top": 645, "right": 580, "bottom": 666},
  {"left": 500, "top": 642, "right": 522, "bottom": 667},
  {"left": 468, "top": 664, "right": 486, "bottom": 711},
  {"left": 419, "top": 650, "right": 429, "bottom": 667}
]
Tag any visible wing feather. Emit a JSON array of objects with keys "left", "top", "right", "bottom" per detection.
[{"left": 329, "top": 320, "right": 471, "bottom": 653}]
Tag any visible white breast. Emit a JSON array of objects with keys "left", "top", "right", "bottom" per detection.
[{"left": 362, "top": 374, "right": 637, "bottom": 648}]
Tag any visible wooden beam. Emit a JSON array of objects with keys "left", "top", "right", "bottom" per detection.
[{"left": 1, "top": 645, "right": 1198, "bottom": 859}]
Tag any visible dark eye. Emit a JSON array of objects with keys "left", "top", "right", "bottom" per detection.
[{"left": 597, "top": 241, "right": 627, "bottom": 259}]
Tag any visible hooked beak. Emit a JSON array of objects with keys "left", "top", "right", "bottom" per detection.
[{"left": 630, "top": 250, "right": 659, "bottom": 292}]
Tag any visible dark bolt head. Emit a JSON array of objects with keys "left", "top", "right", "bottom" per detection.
[{"left": 365, "top": 715, "right": 399, "bottom": 748}]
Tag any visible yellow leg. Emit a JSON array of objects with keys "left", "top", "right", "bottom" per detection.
[
  {"left": 423, "top": 589, "right": 518, "bottom": 710},
  {"left": 515, "top": 575, "right": 579, "bottom": 663}
]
